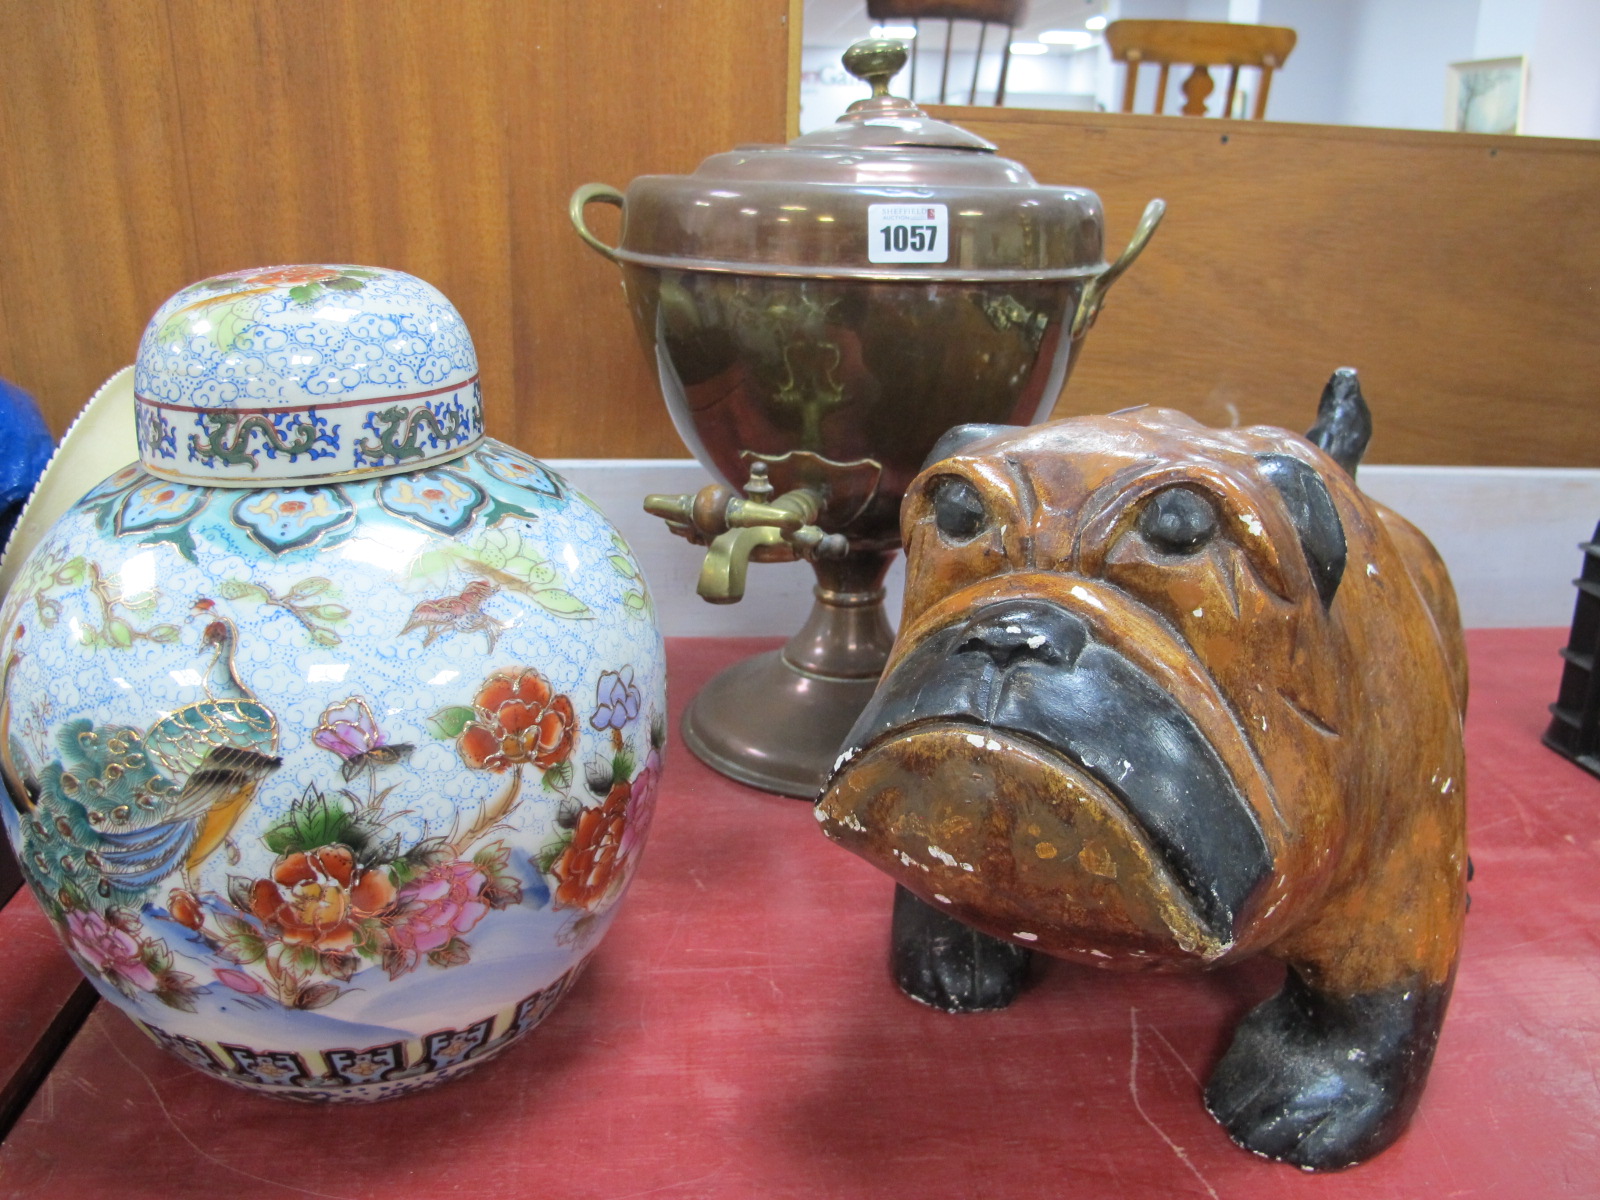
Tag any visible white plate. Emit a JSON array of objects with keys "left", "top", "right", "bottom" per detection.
[{"left": 0, "top": 365, "right": 138, "bottom": 598}]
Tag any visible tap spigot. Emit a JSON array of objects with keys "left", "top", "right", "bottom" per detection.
[
  {"left": 643, "top": 483, "right": 737, "bottom": 546},
  {"left": 643, "top": 463, "right": 850, "bottom": 604},
  {"left": 697, "top": 525, "right": 793, "bottom": 605}
]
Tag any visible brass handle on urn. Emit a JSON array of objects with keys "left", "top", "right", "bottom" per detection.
[
  {"left": 644, "top": 463, "right": 848, "bottom": 605},
  {"left": 1071, "top": 197, "right": 1166, "bottom": 339},
  {"left": 570, "top": 183, "right": 626, "bottom": 262}
]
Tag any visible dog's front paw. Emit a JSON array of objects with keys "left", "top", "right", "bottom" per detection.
[
  {"left": 890, "top": 885, "right": 1031, "bottom": 1013},
  {"left": 1204, "top": 968, "right": 1449, "bottom": 1170}
]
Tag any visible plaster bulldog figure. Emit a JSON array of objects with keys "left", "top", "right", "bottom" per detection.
[{"left": 815, "top": 370, "right": 1468, "bottom": 1170}]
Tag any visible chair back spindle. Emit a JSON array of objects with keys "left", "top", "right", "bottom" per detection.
[
  {"left": 1105, "top": 19, "right": 1296, "bottom": 119},
  {"left": 866, "top": 0, "right": 1027, "bottom": 105}
]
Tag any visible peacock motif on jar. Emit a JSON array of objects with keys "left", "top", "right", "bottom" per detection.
[{"left": 0, "top": 266, "right": 666, "bottom": 1101}]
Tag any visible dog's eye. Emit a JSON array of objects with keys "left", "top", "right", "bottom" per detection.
[
  {"left": 1137, "top": 487, "right": 1217, "bottom": 554},
  {"left": 931, "top": 476, "right": 987, "bottom": 541}
]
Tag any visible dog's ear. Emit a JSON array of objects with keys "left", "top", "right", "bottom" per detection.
[
  {"left": 1255, "top": 454, "right": 1347, "bottom": 610},
  {"left": 1305, "top": 367, "right": 1371, "bottom": 479},
  {"left": 922, "top": 424, "right": 1017, "bottom": 471}
]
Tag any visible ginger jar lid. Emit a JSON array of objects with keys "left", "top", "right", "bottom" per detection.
[{"left": 134, "top": 264, "right": 483, "bottom": 487}]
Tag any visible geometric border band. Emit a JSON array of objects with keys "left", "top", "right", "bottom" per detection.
[
  {"left": 136, "top": 959, "right": 585, "bottom": 1104},
  {"left": 135, "top": 376, "right": 484, "bottom": 487}
]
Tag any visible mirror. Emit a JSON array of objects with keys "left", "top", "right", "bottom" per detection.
[{"left": 800, "top": 0, "right": 1600, "bottom": 139}]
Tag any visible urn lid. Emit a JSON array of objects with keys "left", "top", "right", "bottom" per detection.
[
  {"left": 787, "top": 39, "right": 999, "bottom": 153},
  {"left": 134, "top": 265, "right": 483, "bottom": 487},
  {"left": 584, "top": 40, "right": 1105, "bottom": 282}
]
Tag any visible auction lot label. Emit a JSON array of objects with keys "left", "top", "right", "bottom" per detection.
[{"left": 868, "top": 203, "right": 949, "bottom": 264}]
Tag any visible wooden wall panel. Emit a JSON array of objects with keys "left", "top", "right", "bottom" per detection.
[
  {"left": 5, "top": 9, "right": 1594, "bottom": 467},
  {"left": 0, "top": 0, "right": 796, "bottom": 459},
  {"left": 931, "top": 107, "right": 1600, "bottom": 467},
  {"left": 0, "top": 1, "right": 195, "bottom": 419}
]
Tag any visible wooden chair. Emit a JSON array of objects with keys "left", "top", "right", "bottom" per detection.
[
  {"left": 1105, "top": 19, "right": 1297, "bottom": 119},
  {"left": 866, "top": 0, "right": 1028, "bottom": 105}
]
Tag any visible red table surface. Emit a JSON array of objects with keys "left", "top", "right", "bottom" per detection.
[
  {"left": 1, "top": 630, "right": 1596, "bottom": 1199},
  {"left": 0, "top": 885, "right": 91, "bottom": 1127}
]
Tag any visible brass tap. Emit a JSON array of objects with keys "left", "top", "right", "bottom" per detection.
[
  {"left": 643, "top": 463, "right": 848, "bottom": 603},
  {"left": 696, "top": 525, "right": 792, "bottom": 605}
]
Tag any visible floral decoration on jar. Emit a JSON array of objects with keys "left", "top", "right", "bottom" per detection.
[
  {"left": 534, "top": 672, "right": 666, "bottom": 915},
  {"left": 433, "top": 667, "right": 577, "bottom": 778},
  {"left": 66, "top": 906, "right": 196, "bottom": 1006},
  {"left": 248, "top": 844, "right": 398, "bottom": 955},
  {"left": 590, "top": 668, "right": 642, "bottom": 732},
  {"left": 241, "top": 266, "right": 344, "bottom": 288},
  {"left": 617, "top": 746, "right": 662, "bottom": 865},
  {"left": 384, "top": 860, "right": 493, "bottom": 977},
  {"left": 313, "top": 695, "right": 414, "bottom": 782},
  {"left": 125, "top": 688, "right": 529, "bottom": 1010},
  {"left": 154, "top": 265, "right": 384, "bottom": 352}
]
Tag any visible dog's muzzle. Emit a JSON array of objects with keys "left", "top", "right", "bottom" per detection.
[{"left": 822, "top": 598, "right": 1272, "bottom": 951}]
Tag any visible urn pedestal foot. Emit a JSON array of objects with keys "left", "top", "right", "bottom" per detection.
[{"left": 682, "top": 552, "right": 894, "bottom": 798}]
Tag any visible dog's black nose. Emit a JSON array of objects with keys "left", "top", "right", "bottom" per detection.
[{"left": 957, "top": 601, "right": 1088, "bottom": 670}]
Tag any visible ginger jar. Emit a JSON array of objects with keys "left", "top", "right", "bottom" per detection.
[{"left": 0, "top": 265, "right": 666, "bottom": 1100}]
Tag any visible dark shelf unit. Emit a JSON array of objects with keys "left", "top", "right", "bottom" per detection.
[{"left": 1544, "top": 521, "right": 1600, "bottom": 777}]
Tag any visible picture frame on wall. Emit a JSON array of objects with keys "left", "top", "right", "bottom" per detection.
[{"left": 1445, "top": 56, "right": 1527, "bottom": 135}]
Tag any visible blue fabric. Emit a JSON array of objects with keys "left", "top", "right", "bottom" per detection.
[{"left": 0, "top": 378, "right": 55, "bottom": 549}]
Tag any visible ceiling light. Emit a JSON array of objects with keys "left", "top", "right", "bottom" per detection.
[
  {"left": 1086, "top": 15, "right": 1108, "bottom": 31},
  {"left": 870, "top": 24, "right": 918, "bottom": 39},
  {"left": 1009, "top": 42, "right": 1049, "bottom": 55},
  {"left": 1039, "top": 30, "right": 1094, "bottom": 47}
]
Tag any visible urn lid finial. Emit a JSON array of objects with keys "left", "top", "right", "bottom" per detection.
[
  {"left": 841, "top": 38, "right": 908, "bottom": 99},
  {"left": 789, "top": 38, "right": 997, "bottom": 152},
  {"left": 134, "top": 265, "right": 483, "bottom": 487}
]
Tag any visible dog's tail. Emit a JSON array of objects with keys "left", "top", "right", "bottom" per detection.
[{"left": 1306, "top": 367, "right": 1372, "bottom": 479}]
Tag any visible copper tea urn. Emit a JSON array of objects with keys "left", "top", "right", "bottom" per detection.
[{"left": 572, "top": 40, "right": 1162, "bottom": 796}]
